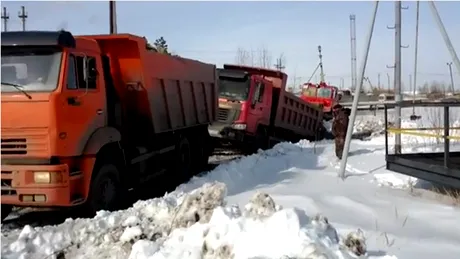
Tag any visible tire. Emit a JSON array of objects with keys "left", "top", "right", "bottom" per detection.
[
  {"left": 175, "top": 136, "right": 192, "bottom": 181},
  {"left": 86, "top": 163, "right": 122, "bottom": 215},
  {"left": 1, "top": 204, "right": 12, "bottom": 222},
  {"left": 192, "top": 132, "right": 211, "bottom": 174}
]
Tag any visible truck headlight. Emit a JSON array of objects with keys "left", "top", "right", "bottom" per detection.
[
  {"left": 232, "top": 124, "right": 247, "bottom": 130},
  {"left": 34, "top": 172, "right": 51, "bottom": 183}
]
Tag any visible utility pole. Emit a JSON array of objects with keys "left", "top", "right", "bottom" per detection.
[
  {"left": 387, "top": 73, "right": 391, "bottom": 93},
  {"left": 109, "top": 0, "right": 117, "bottom": 34},
  {"left": 387, "top": 2, "right": 408, "bottom": 154},
  {"left": 378, "top": 73, "right": 381, "bottom": 89},
  {"left": 1, "top": 7, "right": 9, "bottom": 32},
  {"left": 447, "top": 62, "right": 455, "bottom": 94},
  {"left": 409, "top": 74, "right": 412, "bottom": 95},
  {"left": 318, "top": 45, "right": 325, "bottom": 82},
  {"left": 274, "top": 56, "right": 285, "bottom": 71},
  {"left": 412, "top": 0, "right": 420, "bottom": 118},
  {"left": 18, "top": 6, "right": 27, "bottom": 31},
  {"left": 349, "top": 14, "right": 358, "bottom": 92}
]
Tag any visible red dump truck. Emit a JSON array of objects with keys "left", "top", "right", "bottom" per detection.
[
  {"left": 209, "top": 64, "right": 324, "bottom": 151},
  {"left": 0, "top": 30, "right": 217, "bottom": 220}
]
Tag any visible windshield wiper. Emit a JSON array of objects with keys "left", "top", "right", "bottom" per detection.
[{"left": 1, "top": 82, "right": 32, "bottom": 99}]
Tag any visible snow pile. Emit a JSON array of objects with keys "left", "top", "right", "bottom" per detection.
[{"left": 1, "top": 182, "right": 372, "bottom": 259}]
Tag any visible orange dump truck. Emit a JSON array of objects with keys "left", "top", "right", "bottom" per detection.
[{"left": 0, "top": 31, "right": 217, "bottom": 220}]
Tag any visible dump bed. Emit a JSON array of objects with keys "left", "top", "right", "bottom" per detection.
[
  {"left": 223, "top": 65, "right": 323, "bottom": 137},
  {"left": 84, "top": 34, "right": 218, "bottom": 136}
]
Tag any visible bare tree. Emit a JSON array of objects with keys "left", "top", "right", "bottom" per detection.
[
  {"left": 235, "top": 47, "right": 250, "bottom": 65},
  {"left": 257, "top": 47, "right": 272, "bottom": 68},
  {"left": 234, "top": 46, "right": 273, "bottom": 68}
]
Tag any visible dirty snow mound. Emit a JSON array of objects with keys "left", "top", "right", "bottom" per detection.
[{"left": 1, "top": 182, "right": 370, "bottom": 259}]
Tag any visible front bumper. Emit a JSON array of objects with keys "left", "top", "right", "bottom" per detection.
[
  {"left": 208, "top": 122, "right": 246, "bottom": 142},
  {"left": 1, "top": 163, "right": 77, "bottom": 207}
]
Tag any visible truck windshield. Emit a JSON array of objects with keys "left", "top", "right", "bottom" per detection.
[
  {"left": 1, "top": 47, "right": 62, "bottom": 93},
  {"left": 317, "top": 88, "right": 332, "bottom": 98},
  {"left": 219, "top": 77, "right": 250, "bottom": 101},
  {"left": 302, "top": 86, "right": 317, "bottom": 97}
]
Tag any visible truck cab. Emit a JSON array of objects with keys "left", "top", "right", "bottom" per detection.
[
  {"left": 209, "top": 67, "right": 272, "bottom": 147},
  {"left": 1, "top": 31, "right": 114, "bottom": 219}
]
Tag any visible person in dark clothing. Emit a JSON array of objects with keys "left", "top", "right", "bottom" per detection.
[{"left": 332, "top": 104, "right": 351, "bottom": 159}]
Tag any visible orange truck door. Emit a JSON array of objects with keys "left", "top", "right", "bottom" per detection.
[
  {"left": 58, "top": 52, "right": 106, "bottom": 156},
  {"left": 247, "top": 80, "right": 267, "bottom": 132}
]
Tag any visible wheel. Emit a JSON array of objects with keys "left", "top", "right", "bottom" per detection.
[
  {"left": 86, "top": 163, "right": 122, "bottom": 215},
  {"left": 1, "top": 204, "right": 12, "bottom": 222},
  {"left": 175, "top": 136, "right": 192, "bottom": 181},
  {"left": 191, "top": 132, "right": 211, "bottom": 174}
]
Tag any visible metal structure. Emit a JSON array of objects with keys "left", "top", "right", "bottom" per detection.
[
  {"left": 318, "top": 45, "right": 325, "bottom": 82},
  {"left": 18, "top": 6, "right": 27, "bottom": 31},
  {"left": 339, "top": 1, "right": 460, "bottom": 179},
  {"left": 339, "top": 1, "right": 379, "bottom": 179},
  {"left": 1, "top": 7, "right": 9, "bottom": 32},
  {"left": 349, "top": 14, "right": 358, "bottom": 92},
  {"left": 384, "top": 100, "right": 460, "bottom": 188},
  {"left": 109, "top": 0, "right": 117, "bottom": 34}
]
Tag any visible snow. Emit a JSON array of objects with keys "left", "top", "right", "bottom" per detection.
[{"left": 2, "top": 108, "right": 460, "bottom": 259}]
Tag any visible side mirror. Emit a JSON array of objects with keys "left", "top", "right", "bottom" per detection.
[{"left": 338, "top": 94, "right": 343, "bottom": 101}]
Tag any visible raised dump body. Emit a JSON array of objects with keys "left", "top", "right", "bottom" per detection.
[
  {"left": 85, "top": 34, "right": 217, "bottom": 143},
  {"left": 209, "top": 64, "right": 323, "bottom": 151},
  {"left": 1, "top": 31, "right": 217, "bottom": 220}
]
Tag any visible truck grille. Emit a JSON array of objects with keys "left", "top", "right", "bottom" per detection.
[
  {"left": 1, "top": 138, "right": 27, "bottom": 155},
  {"left": 1, "top": 128, "right": 49, "bottom": 157},
  {"left": 217, "top": 108, "right": 230, "bottom": 121}
]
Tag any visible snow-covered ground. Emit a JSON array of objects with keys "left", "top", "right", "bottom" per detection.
[{"left": 2, "top": 108, "right": 460, "bottom": 259}]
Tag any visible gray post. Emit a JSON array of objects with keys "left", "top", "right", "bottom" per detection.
[
  {"left": 387, "top": 73, "right": 391, "bottom": 92},
  {"left": 393, "top": 1, "right": 403, "bottom": 154},
  {"left": 412, "top": 1, "right": 420, "bottom": 115},
  {"left": 339, "top": 1, "right": 379, "bottom": 179},
  {"left": 447, "top": 62, "right": 455, "bottom": 94},
  {"left": 349, "top": 14, "right": 358, "bottom": 92},
  {"left": 428, "top": 1, "right": 460, "bottom": 78}
]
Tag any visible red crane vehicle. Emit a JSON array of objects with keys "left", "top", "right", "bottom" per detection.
[
  {"left": 300, "top": 82, "right": 340, "bottom": 120},
  {"left": 0, "top": 30, "right": 217, "bottom": 221},
  {"left": 209, "top": 64, "right": 324, "bottom": 152},
  {"left": 299, "top": 46, "right": 340, "bottom": 120}
]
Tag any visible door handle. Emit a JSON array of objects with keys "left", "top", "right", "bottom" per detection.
[
  {"left": 96, "top": 109, "right": 103, "bottom": 115},
  {"left": 67, "top": 97, "right": 81, "bottom": 106}
]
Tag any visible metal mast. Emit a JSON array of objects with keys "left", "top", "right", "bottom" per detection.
[
  {"left": 318, "top": 45, "right": 325, "bottom": 82},
  {"left": 349, "top": 14, "right": 358, "bottom": 91}
]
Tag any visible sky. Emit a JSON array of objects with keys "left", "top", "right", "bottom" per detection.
[{"left": 1, "top": 0, "right": 459, "bottom": 91}]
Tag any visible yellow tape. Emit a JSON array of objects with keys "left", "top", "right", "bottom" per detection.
[{"left": 387, "top": 128, "right": 460, "bottom": 140}]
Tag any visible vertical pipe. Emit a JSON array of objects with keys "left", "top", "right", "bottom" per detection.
[
  {"left": 387, "top": 73, "right": 391, "bottom": 92},
  {"left": 412, "top": 1, "right": 420, "bottom": 115},
  {"left": 444, "top": 106, "right": 450, "bottom": 168},
  {"left": 384, "top": 104, "right": 389, "bottom": 157},
  {"left": 339, "top": 1, "right": 379, "bottom": 179},
  {"left": 394, "top": 1, "right": 402, "bottom": 154},
  {"left": 109, "top": 0, "right": 117, "bottom": 34},
  {"left": 428, "top": 1, "right": 460, "bottom": 77}
]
